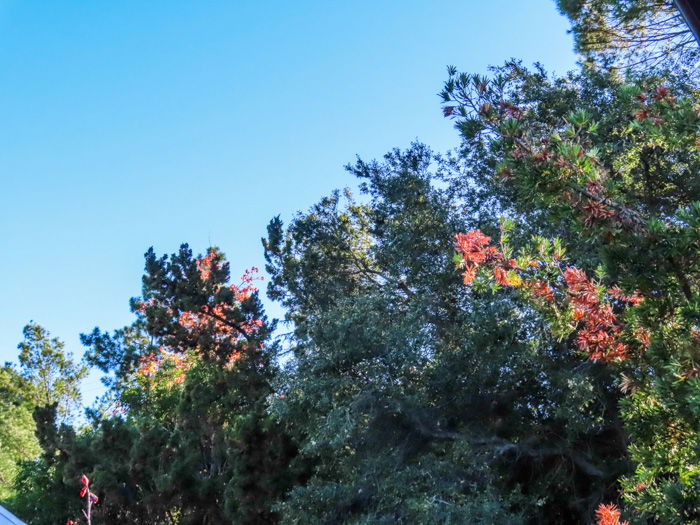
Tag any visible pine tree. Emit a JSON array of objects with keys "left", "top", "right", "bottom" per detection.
[
  {"left": 14, "top": 246, "right": 298, "bottom": 524},
  {"left": 556, "top": 0, "right": 699, "bottom": 77}
]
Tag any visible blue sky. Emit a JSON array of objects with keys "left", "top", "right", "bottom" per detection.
[{"left": 0, "top": 1, "right": 578, "bottom": 399}]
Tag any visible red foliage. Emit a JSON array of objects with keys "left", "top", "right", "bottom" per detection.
[
  {"left": 580, "top": 200, "right": 615, "bottom": 227},
  {"left": 562, "top": 266, "right": 630, "bottom": 361},
  {"left": 195, "top": 250, "right": 221, "bottom": 282},
  {"left": 136, "top": 248, "right": 265, "bottom": 385},
  {"left": 526, "top": 279, "right": 554, "bottom": 302},
  {"left": 454, "top": 231, "right": 497, "bottom": 265},
  {"left": 461, "top": 264, "right": 477, "bottom": 285},
  {"left": 493, "top": 266, "right": 521, "bottom": 287},
  {"left": 532, "top": 148, "right": 553, "bottom": 163},
  {"left": 595, "top": 503, "right": 629, "bottom": 525},
  {"left": 651, "top": 85, "right": 675, "bottom": 104},
  {"left": 608, "top": 285, "right": 644, "bottom": 305},
  {"left": 585, "top": 179, "right": 604, "bottom": 196},
  {"left": 499, "top": 101, "right": 525, "bottom": 119},
  {"left": 454, "top": 230, "right": 645, "bottom": 362},
  {"left": 137, "top": 349, "right": 195, "bottom": 385},
  {"left": 67, "top": 474, "right": 97, "bottom": 525},
  {"left": 634, "top": 327, "right": 651, "bottom": 348}
]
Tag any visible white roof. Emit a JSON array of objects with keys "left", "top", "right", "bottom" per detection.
[{"left": 0, "top": 506, "right": 25, "bottom": 525}]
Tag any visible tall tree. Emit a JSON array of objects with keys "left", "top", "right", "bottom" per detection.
[
  {"left": 17, "top": 322, "right": 87, "bottom": 422},
  {"left": 441, "top": 49, "right": 700, "bottom": 522},
  {"left": 556, "top": 0, "right": 699, "bottom": 77},
  {"left": 2, "top": 324, "right": 84, "bottom": 515},
  {"left": 47, "top": 245, "right": 298, "bottom": 525},
  {"left": 264, "top": 144, "right": 628, "bottom": 523},
  {"left": 0, "top": 366, "right": 40, "bottom": 503}
]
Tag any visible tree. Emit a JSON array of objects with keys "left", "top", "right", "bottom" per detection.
[
  {"left": 264, "top": 144, "right": 629, "bottom": 523},
  {"left": 2, "top": 324, "right": 84, "bottom": 514},
  {"left": 10, "top": 403, "right": 81, "bottom": 525},
  {"left": 441, "top": 47, "right": 699, "bottom": 521},
  {"left": 17, "top": 323, "right": 87, "bottom": 422},
  {"left": 31, "top": 245, "right": 299, "bottom": 525},
  {"left": 6, "top": 3, "right": 697, "bottom": 523},
  {"left": 556, "top": 0, "right": 699, "bottom": 77},
  {"left": 0, "top": 365, "right": 40, "bottom": 503}
]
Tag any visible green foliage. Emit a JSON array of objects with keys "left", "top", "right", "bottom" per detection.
[
  {"left": 264, "top": 143, "right": 628, "bottom": 523},
  {"left": 2, "top": 324, "right": 84, "bottom": 512},
  {"left": 17, "top": 322, "right": 87, "bottom": 422},
  {"left": 0, "top": 366, "right": 40, "bottom": 503},
  {"left": 555, "top": 0, "right": 699, "bottom": 77},
  {"left": 4, "top": 3, "right": 698, "bottom": 523},
  {"left": 11, "top": 247, "right": 298, "bottom": 524},
  {"left": 10, "top": 403, "right": 82, "bottom": 525},
  {"left": 442, "top": 41, "right": 700, "bottom": 520}
]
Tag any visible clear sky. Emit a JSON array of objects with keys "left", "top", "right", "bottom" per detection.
[{"left": 0, "top": 0, "right": 578, "bottom": 400}]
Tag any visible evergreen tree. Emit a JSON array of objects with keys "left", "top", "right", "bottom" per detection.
[
  {"left": 0, "top": 366, "right": 40, "bottom": 503},
  {"left": 264, "top": 144, "right": 628, "bottom": 523},
  {"left": 17, "top": 322, "right": 87, "bottom": 423},
  {"left": 555, "top": 0, "right": 699, "bottom": 77},
  {"left": 79, "top": 245, "right": 296, "bottom": 524},
  {"left": 441, "top": 46, "right": 699, "bottom": 522},
  {"left": 12, "top": 247, "right": 297, "bottom": 524},
  {"left": 3, "top": 323, "right": 84, "bottom": 516}
]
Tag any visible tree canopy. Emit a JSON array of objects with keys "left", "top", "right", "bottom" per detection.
[
  {"left": 556, "top": 0, "right": 699, "bottom": 77},
  {"left": 3, "top": 1, "right": 699, "bottom": 523}
]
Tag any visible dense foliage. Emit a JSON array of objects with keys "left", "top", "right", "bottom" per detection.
[
  {"left": 0, "top": 366, "right": 40, "bottom": 502},
  {"left": 2, "top": 1, "right": 698, "bottom": 523},
  {"left": 262, "top": 146, "right": 629, "bottom": 523},
  {"left": 0, "top": 323, "right": 85, "bottom": 508},
  {"left": 7, "top": 248, "right": 296, "bottom": 524},
  {"left": 440, "top": 48, "right": 699, "bottom": 521}
]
